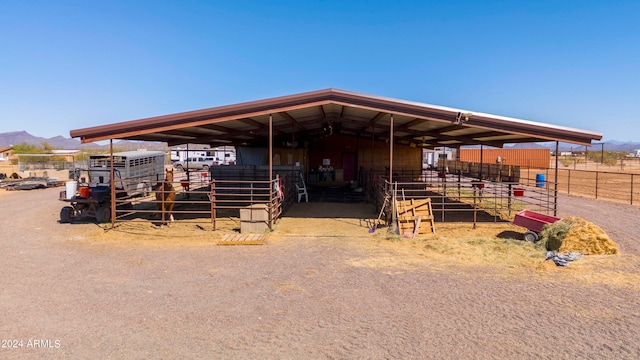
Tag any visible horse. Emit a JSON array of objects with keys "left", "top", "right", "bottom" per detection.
[{"left": 155, "top": 169, "right": 176, "bottom": 224}]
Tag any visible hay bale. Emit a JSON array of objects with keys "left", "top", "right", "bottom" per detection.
[
  {"left": 539, "top": 221, "right": 571, "bottom": 251},
  {"left": 558, "top": 217, "right": 619, "bottom": 255}
]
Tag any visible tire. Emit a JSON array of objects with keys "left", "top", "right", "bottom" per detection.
[
  {"left": 523, "top": 231, "right": 539, "bottom": 242},
  {"left": 60, "top": 206, "right": 74, "bottom": 223},
  {"left": 175, "top": 164, "right": 184, "bottom": 172},
  {"left": 203, "top": 165, "right": 209, "bottom": 171},
  {"left": 96, "top": 206, "right": 111, "bottom": 223}
]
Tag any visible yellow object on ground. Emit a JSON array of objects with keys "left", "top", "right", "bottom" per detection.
[{"left": 558, "top": 216, "right": 619, "bottom": 255}]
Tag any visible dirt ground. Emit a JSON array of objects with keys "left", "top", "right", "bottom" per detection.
[{"left": 1, "top": 187, "right": 639, "bottom": 359}]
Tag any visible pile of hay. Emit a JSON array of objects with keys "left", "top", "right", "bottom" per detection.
[{"left": 540, "top": 216, "right": 619, "bottom": 255}]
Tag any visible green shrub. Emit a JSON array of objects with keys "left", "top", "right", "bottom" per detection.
[{"left": 560, "top": 158, "right": 573, "bottom": 167}]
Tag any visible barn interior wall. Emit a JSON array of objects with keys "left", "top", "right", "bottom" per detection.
[
  {"left": 308, "top": 134, "right": 359, "bottom": 170},
  {"left": 238, "top": 135, "right": 422, "bottom": 183},
  {"left": 357, "top": 143, "right": 422, "bottom": 172},
  {"left": 271, "top": 147, "right": 307, "bottom": 167},
  {"left": 307, "top": 134, "right": 422, "bottom": 174}
]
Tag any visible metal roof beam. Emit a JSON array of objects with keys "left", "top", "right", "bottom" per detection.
[
  {"left": 393, "top": 130, "right": 505, "bottom": 148},
  {"left": 237, "top": 117, "right": 286, "bottom": 136},
  {"left": 393, "top": 118, "right": 424, "bottom": 132},
  {"left": 279, "top": 111, "right": 307, "bottom": 131},
  {"left": 358, "top": 112, "right": 387, "bottom": 133}
]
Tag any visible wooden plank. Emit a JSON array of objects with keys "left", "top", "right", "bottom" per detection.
[
  {"left": 218, "top": 234, "right": 265, "bottom": 245},
  {"left": 396, "top": 197, "right": 435, "bottom": 236},
  {"left": 397, "top": 198, "right": 431, "bottom": 214},
  {"left": 413, "top": 216, "right": 422, "bottom": 237},
  {"left": 217, "top": 240, "right": 265, "bottom": 246}
]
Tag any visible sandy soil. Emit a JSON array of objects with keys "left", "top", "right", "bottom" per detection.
[{"left": 1, "top": 187, "right": 639, "bottom": 359}]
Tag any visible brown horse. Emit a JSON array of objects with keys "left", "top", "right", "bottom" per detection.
[{"left": 156, "top": 169, "right": 176, "bottom": 223}]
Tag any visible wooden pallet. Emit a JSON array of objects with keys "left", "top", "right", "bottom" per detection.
[
  {"left": 396, "top": 198, "right": 435, "bottom": 236},
  {"left": 217, "top": 233, "right": 265, "bottom": 245}
]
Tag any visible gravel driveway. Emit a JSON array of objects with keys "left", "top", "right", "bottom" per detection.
[{"left": 1, "top": 187, "right": 639, "bottom": 359}]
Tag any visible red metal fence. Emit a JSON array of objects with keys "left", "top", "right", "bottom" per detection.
[{"left": 111, "top": 174, "right": 295, "bottom": 230}]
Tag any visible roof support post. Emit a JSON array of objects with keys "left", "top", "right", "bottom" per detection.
[
  {"left": 370, "top": 125, "right": 374, "bottom": 171},
  {"left": 389, "top": 114, "right": 394, "bottom": 185},
  {"left": 186, "top": 143, "right": 190, "bottom": 184},
  {"left": 291, "top": 118, "right": 296, "bottom": 176},
  {"left": 268, "top": 114, "right": 273, "bottom": 230},
  {"left": 554, "top": 141, "right": 559, "bottom": 216},
  {"left": 480, "top": 145, "right": 484, "bottom": 180},
  {"left": 109, "top": 139, "right": 115, "bottom": 229},
  {"left": 269, "top": 114, "right": 273, "bottom": 182}
]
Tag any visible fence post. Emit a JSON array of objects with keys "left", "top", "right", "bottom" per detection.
[
  {"left": 595, "top": 172, "right": 599, "bottom": 199},
  {"left": 211, "top": 179, "right": 216, "bottom": 231},
  {"left": 631, "top": 174, "right": 634, "bottom": 205},
  {"left": 268, "top": 179, "right": 273, "bottom": 230},
  {"left": 567, "top": 169, "right": 571, "bottom": 195}
]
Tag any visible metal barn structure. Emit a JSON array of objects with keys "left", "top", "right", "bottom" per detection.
[{"left": 69, "top": 89, "right": 602, "bottom": 230}]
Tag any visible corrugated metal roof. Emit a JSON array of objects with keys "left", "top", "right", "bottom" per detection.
[{"left": 70, "top": 88, "right": 602, "bottom": 147}]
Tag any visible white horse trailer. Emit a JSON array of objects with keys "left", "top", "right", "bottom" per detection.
[{"left": 88, "top": 151, "right": 166, "bottom": 196}]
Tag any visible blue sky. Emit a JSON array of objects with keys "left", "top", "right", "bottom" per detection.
[{"left": 1, "top": 0, "right": 639, "bottom": 142}]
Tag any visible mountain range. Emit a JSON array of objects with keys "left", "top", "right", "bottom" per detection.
[
  {"left": 0, "top": 131, "right": 169, "bottom": 151},
  {"left": 1, "top": 131, "right": 639, "bottom": 153},
  {"left": 509, "top": 141, "right": 640, "bottom": 152}
]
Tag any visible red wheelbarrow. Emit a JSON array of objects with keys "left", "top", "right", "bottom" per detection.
[{"left": 513, "top": 209, "right": 561, "bottom": 242}]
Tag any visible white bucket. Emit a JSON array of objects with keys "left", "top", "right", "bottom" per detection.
[{"left": 65, "top": 181, "right": 77, "bottom": 199}]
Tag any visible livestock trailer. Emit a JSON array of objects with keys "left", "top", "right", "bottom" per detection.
[
  {"left": 59, "top": 151, "right": 167, "bottom": 223},
  {"left": 88, "top": 151, "right": 166, "bottom": 197}
]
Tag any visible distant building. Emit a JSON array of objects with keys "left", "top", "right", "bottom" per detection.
[
  {"left": 0, "top": 146, "right": 13, "bottom": 161},
  {"left": 458, "top": 148, "right": 551, "bottom": 168},
  {"left": 50, "top": 149, "right": 82, "bottom": 162},
  {"left": 423, "top": 147, "right": 453, "bottom": 168}
]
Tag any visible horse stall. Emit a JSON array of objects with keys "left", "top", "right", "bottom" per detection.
[
  {"left": 362, "top": 165, "right": 555, "bottom": 230},
  {"left": 105, "top": 147, "right": 553, "bottom": 233},
  {"left": 112, "top": 164, "right": 300, "bottom": 232}
]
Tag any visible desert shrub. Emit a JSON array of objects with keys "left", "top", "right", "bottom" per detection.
[{"left": 560, "top": 158, "right": 573, "bottom": 167}]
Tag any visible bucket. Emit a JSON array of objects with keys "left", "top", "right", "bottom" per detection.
[
  {"left": 514, "top": 188, "right": 524, "bottom": 197},
  {"left": 535, "top": 173, "right": 545, "bottom": 188},
  {"left": 65, "top": 181, "right": 77, "bottom": 199},
  {"left": 79, "top": 187, "right": 90, "bottom": 198}
]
